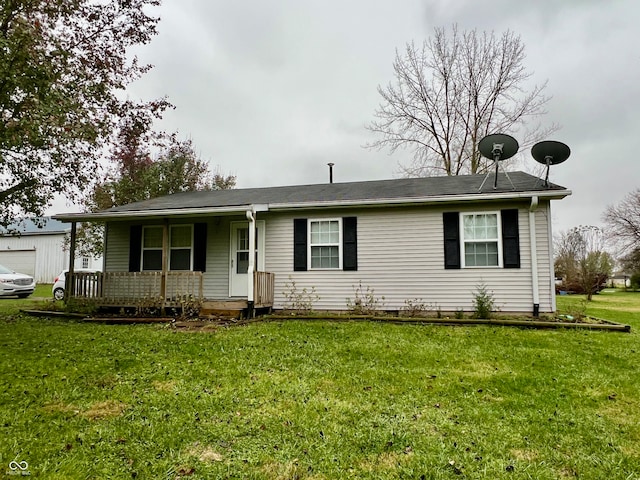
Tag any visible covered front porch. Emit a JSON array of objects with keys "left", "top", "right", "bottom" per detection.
[{"left": 58, "top": 204, "right": 275, "bottom": 317}]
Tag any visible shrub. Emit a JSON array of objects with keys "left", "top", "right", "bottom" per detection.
[
  {"left": 346, "top": 281, "right": 385, "bottom": 315},
  {"left": 472, "top": 283, "right": 495, "bottom": 319},
  {"left": 282, "top": 277, "right": 320, "bottom": 314},
  {"left": 400, "top": 298, "right": 435, "bottom": 317},
  {"left": 172, "top": 294, "right": 202, "bottom": 319}
]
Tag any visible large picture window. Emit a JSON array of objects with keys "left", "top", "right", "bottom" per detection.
[
  {"left": 309, "top": 219, "right": 341, "bottom": 269},
  {"left": 462, "top": 213, "right": 500, "bottom": 267}
]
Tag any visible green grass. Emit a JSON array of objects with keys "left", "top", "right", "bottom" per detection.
[
  {"left": 557, "top": 289, "right": 640, "bottom": 327},
  {"left": 0, "top": 291, "right": 639, "bottom": 479},
  {"left": 0, "top": 283, "right": 56, "bottom": 315}
]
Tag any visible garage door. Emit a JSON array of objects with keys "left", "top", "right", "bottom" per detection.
[{"left": 0, "top": 249, "right": 36, "bottom": 277}]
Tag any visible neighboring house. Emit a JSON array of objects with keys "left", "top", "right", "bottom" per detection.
[
  {"left": 53, "top": 172, "right": 570, "bottom": 315},
  {"left": 608, "top": 272, "right": 631, "bottom": 289},
  {"left": 0, "top": 218, "right": 103, "bottom": 283}
]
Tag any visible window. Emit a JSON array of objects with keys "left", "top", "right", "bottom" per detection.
[
  {"left": 170, "top": 225, "right": 193, "bottom": 270},
  {"left": 443, "top": 210, "right": 520, "bottom": 270},
  {"left": 462, "top": 213, "right": 500, "bottom": 267},
  {"left": 293, "top": 217, "right": 357, "bottom": 272},
  {"left": 82, "top": 257, "right": 89, "bottom": 269},
  {"left": 310, "top": 219, "right": 341, "bottom": 269},
  {"left": 141, "top": 225, "right": 193, "bottom": 271},
  {"left": 142, "top": 226, "right": 163, "bottom": 271}
]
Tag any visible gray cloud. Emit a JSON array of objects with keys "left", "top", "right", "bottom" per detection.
[{"left": 56, "top": 0, "right": 640, "bottom": 238}]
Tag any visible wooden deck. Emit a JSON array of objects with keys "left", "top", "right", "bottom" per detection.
[{"left": 66, "top": 271, "right": 275, "bottom": 313}]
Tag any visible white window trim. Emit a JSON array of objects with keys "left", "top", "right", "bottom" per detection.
[
  {"left": 141, "top": 224, "right": 194, "bottom": 271},
  {"left": 460, "top": 211, "right": 503, "bottom": 268},
  {"left": 308, "top": 218, "right": 343, "bottom": 270}
]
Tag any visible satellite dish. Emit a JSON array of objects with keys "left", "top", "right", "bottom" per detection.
[
  {"left": 477, "top": 133, "right": 519, "bottom": 190},
  {"left": 531, "top": 140, "right": 570, "bottom": 187},
  {"left": 478, "top": 134, "right": 519, "bottom": 161}
]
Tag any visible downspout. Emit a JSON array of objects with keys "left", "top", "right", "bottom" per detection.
[
  {"left": 246, "top": 207, "right": 256, "bottom": 317},
  {"left": 546, "top": 202, "right": 557, "bottom": 313},
  {"left": 529, "top": 196, "right": 540, "bottom": 317}
]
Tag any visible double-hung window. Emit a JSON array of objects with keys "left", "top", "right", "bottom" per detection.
[
  {"left": 141, "top": 225, "right": 193, "bottom": 271},
  {"left": 443, "top": 209, "right": 519, "bottom": 270},
  {"left": 293, "top": 217, "right": 357, "bottom": 272},
  {"left": 170, "top": 225, "right": 193, "bottom": 270},
  {"left": 309, "top": 219, "right": 341, "bottom": 269},
  {"left": 461, "top": 213, "right": 501, "bottom": 267},
  {"left": 142, "top": 226, "right": 163, "bottom": 271}
]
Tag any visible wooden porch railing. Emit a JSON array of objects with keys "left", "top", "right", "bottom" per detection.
[
  {"left": 67, "top": 271, "right": 204, "bottom": 307},
  {"left": 254, "top": 271, "right": 275, "bottom": 308},
  {"left": 67, "top": 270, "right": 274, "bottom": 310}
]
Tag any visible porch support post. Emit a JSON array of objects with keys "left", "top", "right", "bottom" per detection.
[
  {"left": 529, "top": 196, "right": 540, "bottom": 317},
  {"left": 65, "top": 221, "right": 77, "bottom": 302},
  {"left": 246, "top": 208, "right": 256, "bottom": 318},
  {"left": 161, "top": 219, "right": 169, "bottom": 314}
]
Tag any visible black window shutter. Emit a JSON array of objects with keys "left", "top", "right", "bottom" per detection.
[
  {"left": 193, "top": 223, "right": 207, "bottom": 272},
  {"left": 129, "top": 225, "right": 142, "bottom": 272},
  {"left": 443, "top": 212, "right": 461, "bottom": 269},
  {"left": 293, "top": 218, "right": 307, "bottom": 271},
  {"left": 342, "top": 217, "right": 357, "bottom": 271},
  {"left": 501, "top": 209, "right": 520, "bottom": 268}
]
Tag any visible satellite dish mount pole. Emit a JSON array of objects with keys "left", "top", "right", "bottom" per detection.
[
  {"left": 492, "top": 143, "right": 503, "bottom": 189},
  {"left": 531, "top": 141, "right": 571, "bottom": 189}
]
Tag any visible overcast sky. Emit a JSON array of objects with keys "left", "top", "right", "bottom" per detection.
[{"left": 55, "top": 0, "right": 640, "bottom": 235}]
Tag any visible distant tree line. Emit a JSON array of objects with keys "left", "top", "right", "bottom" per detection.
[{"left": 555, "top": 189, "right": 640, "bottom": 298}]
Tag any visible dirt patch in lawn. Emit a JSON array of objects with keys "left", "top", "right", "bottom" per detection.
[{"left": 81, "top": 400, "right": 127, "bottom": 420}]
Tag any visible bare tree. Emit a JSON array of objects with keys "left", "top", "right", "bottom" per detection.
[
  {"left": 603, "top": 189, "right": 640, "bottom": 254},
  {"left": 554, "top": 226, "right": 613, "bottom": 301},
  {"left": 367, "top": 25, "right": 557, "bottom": 176}
]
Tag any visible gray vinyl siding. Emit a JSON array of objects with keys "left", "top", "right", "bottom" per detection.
[
  {"left": 104, "top": 222, "right": 130, "bottom": 271},
  {"left": 104, "top": 216, "right": 246, "bottom": 299},
  {"left": 264, "top": 201, "right": 556, "bottom": 313},
  {"left": 103, "top": 200, "right": 557, "bottom": 313}
]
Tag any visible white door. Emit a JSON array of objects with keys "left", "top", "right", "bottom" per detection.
[{"left": 229, "top": 221, "right": 265, "bottom": 297}]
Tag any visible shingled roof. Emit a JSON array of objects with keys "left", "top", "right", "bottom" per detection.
[{"left": 54, "top": 171, "right": 570, "bottom": 221}]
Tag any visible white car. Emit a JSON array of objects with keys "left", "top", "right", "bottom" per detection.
[
  {"left": 52, "top": 269, "right": 100, "bottom": 301},
  {"left": 0, "top": 264, "right": 35, "bottom": 298}
]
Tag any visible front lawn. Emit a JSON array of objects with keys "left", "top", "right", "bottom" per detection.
[
  {"left": 557, "top": 289, "right": 640, "bottom": 327},
  {"left": 0, "top": 291, "right": 638, "bottom": 479}
]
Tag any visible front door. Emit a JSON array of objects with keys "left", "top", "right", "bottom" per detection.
[{"left": 230, "top": 221, "right": 265, "bottom": 297}]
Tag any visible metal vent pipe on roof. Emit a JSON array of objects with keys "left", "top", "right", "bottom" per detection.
[{"left": 327, "top": 162, "right": 334, "bottom": 183}]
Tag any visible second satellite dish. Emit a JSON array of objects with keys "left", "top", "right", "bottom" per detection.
[{"left": 531, "top": 140, "right": 570, "bottom": 186}]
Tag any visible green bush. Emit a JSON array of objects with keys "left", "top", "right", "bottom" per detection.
[{"left": 472, "top": 282, "right": 496, "bottom": 319}]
